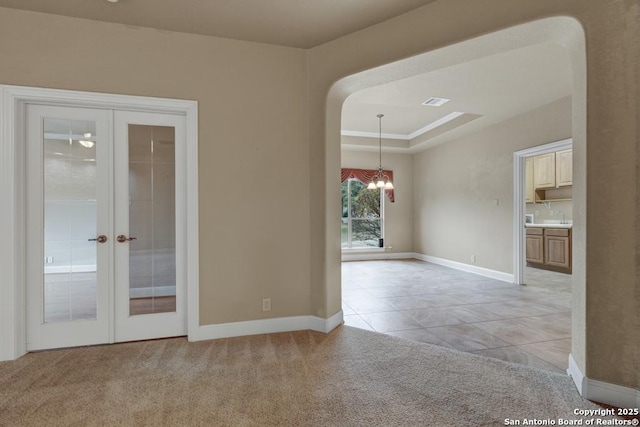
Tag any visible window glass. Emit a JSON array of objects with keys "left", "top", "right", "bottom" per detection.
[{"left": 341, "top": 179, "right": 382, "bottom": 248}]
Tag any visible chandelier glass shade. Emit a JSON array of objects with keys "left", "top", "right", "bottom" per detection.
[
  {"left": 366, "top": 167, "right": 394, "bottom": 190},
  {"left": 368, "top": 114, "right": 394, "bottom": 190}
]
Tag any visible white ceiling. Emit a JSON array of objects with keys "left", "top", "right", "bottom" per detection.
[
  {"left": 341, "top": 43, "right": 572, "bottom": 153},
  {"left": 0, "top": 0, "right": 436, "bottom": 49}
]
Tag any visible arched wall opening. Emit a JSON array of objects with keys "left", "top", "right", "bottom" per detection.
[{"left": 322, "top": 15, "right": 586, "bottom": 385}]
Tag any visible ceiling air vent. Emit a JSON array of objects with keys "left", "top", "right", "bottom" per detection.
[{"left": 422, "top": 97, "right": 450, "bottom": 107}]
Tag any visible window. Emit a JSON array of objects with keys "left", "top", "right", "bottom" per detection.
[{"left": 341, "top": 178, "right": 383, "bottom": 249}]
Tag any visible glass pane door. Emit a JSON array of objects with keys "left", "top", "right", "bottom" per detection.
[
  {"left": 114, "top": 111, "right": 186, "bottom": 342},
  {"left": 26, "top": 105, "right": 186, "bottom": 350},
  {"left": 25, "top": 105, "right": 186, "bottom": 350},
  {"left": 128, "top": 124, "right": 176, "bottom": 315},
  {"left": 43, "top": 118, "right": 99, "bottom": 322},
  {"left": 26, "top": 105, "right": 111, "bottom": 351}
]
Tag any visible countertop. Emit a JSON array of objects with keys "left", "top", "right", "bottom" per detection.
[{"left": 525, "top": 223, "right": 572, "bottom": 229}]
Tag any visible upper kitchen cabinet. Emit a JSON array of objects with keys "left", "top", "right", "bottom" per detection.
[
  {"left": 531, "top": 149, "right": 572, "bottom": 190},
  {"left": 533, "top": 153, "right": 556, "bottom": 189},
  {"left": 525, "top": 157, "right": 535, "bottom": 203},
  {"left": 555, "top": 148, "right": 573, "bottom": 187}
]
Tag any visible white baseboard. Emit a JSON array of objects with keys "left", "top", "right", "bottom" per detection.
[
  {"left": 189, "top": 310, "right": 344, "bottom": 342},
  {"left": 44, "top": 264, "right": 96, "bottom": 274},
  {"left": 342, "top": 251, "right": 416, "bottom": 261},
  {"left": 343, "top": 251, "right": 514, "bottom": 283},
  {"left": 308, "top": 310, "right": 344, "bottom": 333},
  {"left": 414, "top": 253, "right": 514, "bottom": 283},
  {"left": 567, "top": 353, "right": 588, "bottom": 395},
  {"left": 130, "top": 286, "right": 176, "bottom": 298},
  {"left": 568, "top": 353, "right": 640, "bottom": 408}
]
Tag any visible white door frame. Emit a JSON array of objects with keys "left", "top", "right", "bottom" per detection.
[
  {"left": 0, "top": 85, "right": 199, "bottom": 361},
  {"left": 512, "top": 138, "right": 572, "bottom": 285}
]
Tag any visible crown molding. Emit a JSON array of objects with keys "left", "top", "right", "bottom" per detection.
[{"left": 342, "top": 111, "right": 465, "bottom": 142}]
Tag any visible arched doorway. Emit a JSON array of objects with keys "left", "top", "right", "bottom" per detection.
[{"left": 322, "top": 15, "right": 586, "bottom": 386}]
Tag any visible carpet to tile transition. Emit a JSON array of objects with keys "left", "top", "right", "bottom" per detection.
[{"left": 0, "top": 326, "right": 619, "bottom": 426}]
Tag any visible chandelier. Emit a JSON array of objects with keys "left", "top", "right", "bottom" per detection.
[{"left": 367, "top": 114, "right": 394, "bottom": 190}]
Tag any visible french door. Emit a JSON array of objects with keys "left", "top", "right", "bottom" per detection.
[{"left": 26, "top": 104, "right": 186, "bottom": 351}]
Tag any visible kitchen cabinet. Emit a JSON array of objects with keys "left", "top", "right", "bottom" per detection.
[
  {"left": 555, "top": 148, "right": 572, "bottom": 187},
  {"left": 533, "top": 153, "right": 555, "bottom": 189},
  {"left": 544, "top": 228, "right": 571, "bottom": 269},
  {"left": 528, "top": 148, "right": 573, "bottom": 203},
  {"left": 525, "top": 157, "right": 534, "bottom": 203},
  {"left": 526, "top": 226, "right": 572, "bottom": 273},
  {"left": 525, "top": 228, "right": 544, "bottom": 263}
]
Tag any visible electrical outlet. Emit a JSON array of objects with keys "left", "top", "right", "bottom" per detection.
[
  {"left": 471, "top": 255, "right": 476, "bottom": 263},
  {"left": 262, "top": 298, "right": 271, "bottom": 312},
  {"left": 44, "top": 256, "right": 54, "bottom": 264}
]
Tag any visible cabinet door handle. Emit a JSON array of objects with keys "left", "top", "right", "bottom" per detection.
[
  {"left": 116, "top": 235, "right": 137, "bottom": 243},
  {"left": 88, "top": 235, "right": 108, "bottom": 243}
]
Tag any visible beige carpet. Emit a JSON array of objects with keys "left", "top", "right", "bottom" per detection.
[{"left": 0, "top": 326, "right": 616, "bottom": 426}]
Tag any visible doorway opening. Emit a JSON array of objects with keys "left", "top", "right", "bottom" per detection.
[
  {"left": 514, "top": 139, "right": 573, "bottom": 286},
  {"left": 328, "top": 19, "right": 584, "bottom": 370}
]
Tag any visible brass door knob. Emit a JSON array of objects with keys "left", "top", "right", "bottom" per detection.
[
  {"left": 88, "top": 235, "right": 108, "bottom": 243},
  {"left": 117, "top": 235, "right": 138, "bottom": 243}
]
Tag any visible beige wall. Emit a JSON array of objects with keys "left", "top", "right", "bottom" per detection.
[
  {"left": 413, "top": 97, "right": 571, "bottom": 273},
  {"left": 308, "top": 1, "right": 639, "bottom": 390},
  {"left": 0, "top": 7, "right": 310, "bottom": 324},
  {"left": 341, "top": 150, "right": 413, "bottom": 253}
]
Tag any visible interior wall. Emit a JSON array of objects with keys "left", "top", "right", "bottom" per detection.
[
  {"left": 341, "top": 150, "right": 413, "bottom": 253},
  {"left": 0, "top": 7, "right": 310, "bottom": 325},
  {"left": 413, "top": 97, "right": 571, "bottom": 273}
]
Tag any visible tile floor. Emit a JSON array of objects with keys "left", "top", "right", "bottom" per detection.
[{"left": 342, "top": 259, "right": 572, "bottom": 374}]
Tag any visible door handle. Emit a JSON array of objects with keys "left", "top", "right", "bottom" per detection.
[
  {"left": 89, "top": 235, "right": 108, "bottom": 243},
  {"left": 117, "top": 235, "right": 138, "bottom": 243}
]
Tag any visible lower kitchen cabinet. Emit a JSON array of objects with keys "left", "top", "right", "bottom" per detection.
[
  {"left": 525, "top": 226, "right": 572, "bottom": 273},
  {"left": 544, "top": 229, "right": 571, "bottom": 269},
  {"left": 525, "top": 228, "right": 544, "bottom": 264}
]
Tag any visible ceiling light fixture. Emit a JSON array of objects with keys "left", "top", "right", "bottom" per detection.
[
  {"left": 422, "top": 97, "right": 450, "bottom": 107},
  {"left": 367, "top": 114, "right": 394, "bottom": 191}
]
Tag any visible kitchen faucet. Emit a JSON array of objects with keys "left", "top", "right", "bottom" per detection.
[{"left": 556, "top": 211, "right": 566, "bottom": 224}]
